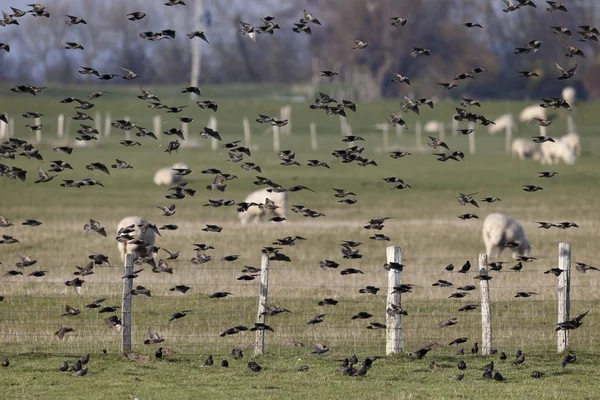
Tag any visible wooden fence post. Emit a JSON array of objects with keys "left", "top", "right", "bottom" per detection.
[
  {"left": 386, "top": 246, "right": 403, "bottom": 355},
  {"left": 539, "top": 125, "right": 547, "bottom": 137},
  {"left": 272, "top": 126, "right": 280, "bottom": 152},
  {"left": 505, "top": 124, "right": 512, "bottom": 155},
  {"left": 376, "top": 123, "right": 389, "bottom": 151},
  {"left": 438, "top": 121, "right": 445, "bottom": 142},
  {"left": 209, "top": 115, "right": 218, "bottom": 151},
  {"left": 57, "top": 114, "right": 65, "bottom": 138},
  {"left": 309, "top": 122, "right": 318, "bottom": 151},
  {"left": 478, "top": 253, "right": 492, "bottom": 355},
  {"left": 0, "top": 116, "right": 6, "bottom": 139},
  {"left": 34, "top": 117, "right": 42, "bottom": 143},
  {"left": 416, "top": 120, "right": 422, "bottom": 150},
  {"left": 254, "top": 253, "right": 270, "bottom": 356},
  {"left": 566, "top": 114, "right": 575, "bottom": 133},
  {"left": 243, "top": 118, "right": 251, "bottom": 148},
  {"left": 104, "top": 113, "right": 111, "bottom": 137},
  {"left": 121, "top": 253, "right": 134, "bottom": 355},
  {"left": 468, "top": 122, "right": 476, "bottom": 155},
  {"left": 557, "top": 242, "right": 571, "bottom": 353},
  {"left": 153, "top": 115, "right": 162, "bottom": 142}
]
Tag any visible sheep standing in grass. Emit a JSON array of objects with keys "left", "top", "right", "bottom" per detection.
[
  {"left": 153, "top": 162, "right": 188, "bottom": 186},
  {"left": 482, "top": 213, "right": 531, "bottom": 261},
  {"left": 562, "top": 86, "right": 576, "bottom": 107},
  {"left": 519, "top": 105, "right": 546, "bottom": 123},
  {"left": 238, "top": 188, "right": 288, "bottom": 224},
  {"left": 511, "top": 138, "right": 538, "bottom": 160},
  {"left": 560, "top": 132, "right": 581, "bottom": 156},
  {"left": 117, "top": 216, "right": 156, "bottom": 262},
  {"left": 488, "top": 114, "right": 515, "bottom": 135},
  {"left": 540, "top": 140, "right": 576, "bottom": 165}
]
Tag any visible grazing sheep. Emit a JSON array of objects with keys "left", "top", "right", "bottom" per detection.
[
  {"left": 511, "top": 138, "right": 538, "bottom": 160},
  {"left": 540, "top": 140, "right": 576, "bottom": 165},
  {"left": 239, "top": 188, "right": 288, "bottom": 224},
  {"left": 424, "top": 120, "right": 441, "bottom": 133},
  {"left": 153, "top": 162, "right": 188, "bottom": 186},
  {"left": 560, "top": 132, "right": 581, "bottom": 156},
  {"left": 488, "top": 114, "right": 515, "bottom": 135},
  {"left": 117, "top": 216, "right": 156, "bottom": 262},
  {"left": 561, "top": 86, "right": 576, "bottom": 106},
  {"left": 482, "top": 213, "right": 531, "bottom": 261},
  {"left": 519, "top": 105, "right": 546, "bottom": 123}
]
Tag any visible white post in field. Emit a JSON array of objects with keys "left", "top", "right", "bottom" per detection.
[
  {"left": 209, "top": 115, "right": 218, "bottom": 151},
  {"left": 57, "top": 114, "right": 65, "bottom": 138},
  {"left": 309, "top": 122, "right": 318, "bottom": 151},
  {"left": 385, "top": 246, "right": 403, "bottom": 355},
  {"left": 243, "top": 118, "right": 251, "bottom": 148}
]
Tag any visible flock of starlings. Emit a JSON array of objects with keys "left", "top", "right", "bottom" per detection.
[{"left": 0, "top": 0, "right": 596, "bottom": 382}]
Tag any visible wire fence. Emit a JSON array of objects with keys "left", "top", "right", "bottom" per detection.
[{"left": 0, "top": 242, "right": 597, "bottom": 357}]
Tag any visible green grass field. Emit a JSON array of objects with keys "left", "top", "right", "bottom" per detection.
[{"left": 1, "top": 85, "right": 599, "bottom": 398}]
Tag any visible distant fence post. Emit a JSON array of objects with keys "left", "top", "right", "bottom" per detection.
[
  {"left": 121, "top": 253, "right": 134, "bottom": 355},
  {"left": 557, "top": 242, "right": 571, "bottom": 353},
  {"left": 504, "top": 124, "right": 512, "bottom": 155},
  {"left": 468, "top": 122, "right": 476, "bottom": 155},
  {"left": 438, "top": 121, "right": 445, "bottom": 142},
  {"left": 0, "top": 117, "right": 6, "bottom": 139},
  {"left": 34, "top": 117, "right": 42, "bottom": 143},
  {"left": 104, "top": 113, "right": 111, "bottom": 137},
  {"left": 385, "top": 245, "right": 403, "bottom": 355},
  {"left": 124, "top": 116, "right": 131, "bottom": 140},
  {"left": 272, "top": 126, "right": 280, "bottom": 152},
  {"left": 416, "top": 120, "right": 422, "bottom": 150},
  {"left": 153, "top": 115, "right": 162, "bottom": 142},
  {"left": 478, "top": 253, "right": 492, "bottom": 355},
  {"left": 451, "top": 118, "right": 458, "bottom": 136},
  {"left": 539, "top": 125, "right": 547, "bottom": 137},
  {"left": 309, "top": 122, "right": 318, "bottom": 151},
  {"left": 209, "top": 115, "right": 218, "bottom": 151},
  {"left": 280, "top": 105, "right": 291, "bottom": 135},
  {"left": 376, "top": 123, "right": 389, "bottom": 151},
  {"left": 566, "top": 114, "right": 575, "bottom": 133},
  {"left": 57, "top": 114, "right": 65, "bottom": 138},
  {"left": 243, "top": 118, "right": 251, "bottom": 148},
  {"left": 254, "top": 253, "right": 270, "bottom": 356}
]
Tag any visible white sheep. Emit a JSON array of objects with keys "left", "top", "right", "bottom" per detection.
[
  {"left": 239, "top": 188, "right": 288, "bottom": 224},
  {"left": 540, "top": 140, "right": 576, "bottom": 165},
  {"left": 153, "top": 162, "right": 188, "bottom": 186},
  {"left": 560, "top": 132, "right": 581, "bottom": 156},
  {"left": 116, "top": 216, "right": 156, "bottom": 262},
  {"left": 511, "top": 138, "right": 537, "bottom": 160},
  {"left": 482, "top": 213, "right": 531, "bottom": 261},
  {"left": 488, "top": 114, "right": 515, "bottom": 135},
  {"left": 562, "top": 86, "right": 576, "bottom": 106},
  {"left": 424, "top": 120, "right": 441, "bottom": 133},
  {"left": 519, "top": 105, "right": 546, "bottom": 123}
]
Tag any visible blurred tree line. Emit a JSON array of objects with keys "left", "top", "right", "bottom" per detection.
[{"left": 0, "top": 0, "right": 598, "bottom": 100}]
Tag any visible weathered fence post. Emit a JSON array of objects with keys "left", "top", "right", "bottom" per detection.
[
  {"left": 478, "top": 253, "right": 492, "bottom": 355},
  {"left": 451, "top": 117, "right": 459, "bottom": 136},
  {"left": 386, "top": 246, "right": 403, "bottom": 355},
  {"left": 254, "top": 253, "right": 270, "bottom": 356},
  {"left": 376, "top": 123, "right": 389, "bottom": 151},
  {"left": 0, "top": 116, "right": 6, "bottom": 139},
  {"left": 539, "top": 125, "right": 547, "bottom": 137},
  {"left": 124, "top": 116, "right": 131, "bottom": 140},
  {"left": 504, "top": 124, "right": 512, "bottom": 155},
  {"left": 153, "top": 115, "right": 161, "bottom": 142},
  {"left": 468, "top": 122, "right": 476, "bottom": 155},
  {"left": 243, "top": 118, "right": 251, "bottom": 148},
  {"left": 121, "top": 253, "right": 134, "bottom": 355},
  {"left": 57, "top": 114, "right": 65, "bottom": 138},
  {"left": 557, "top": 242, "right": 571, "bottom": 353},
  {"left": 566, "top": 114, "right": 575, "bottom": 133},
  {"left": 272, "top": 126, "right": 280, "bottom": 152},
  {"left": 104, "top": 113, "right": 111, "bottom": 137},
  {"left": 34, "top": 117, "right": 42, "bottom": 143},
  {"left": 416, "top": 120, "right": 422, "bottom": 150},
  {"left": 309, "top": 122, "right": 318, "bottom": 151},
  {"left": 438, "top": 121, "right": 445, "bottom": 142},
  {"left": 209, "top": 115, "right": 218, "bottom": 151}
]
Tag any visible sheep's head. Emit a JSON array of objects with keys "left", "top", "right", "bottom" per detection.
[{"left": 513, "top": 241, "right": 531, "bottom": 259}]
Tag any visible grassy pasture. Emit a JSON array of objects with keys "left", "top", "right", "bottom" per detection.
[{"left": 0, "top": 85, "right": 600, "bottom": 398}]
